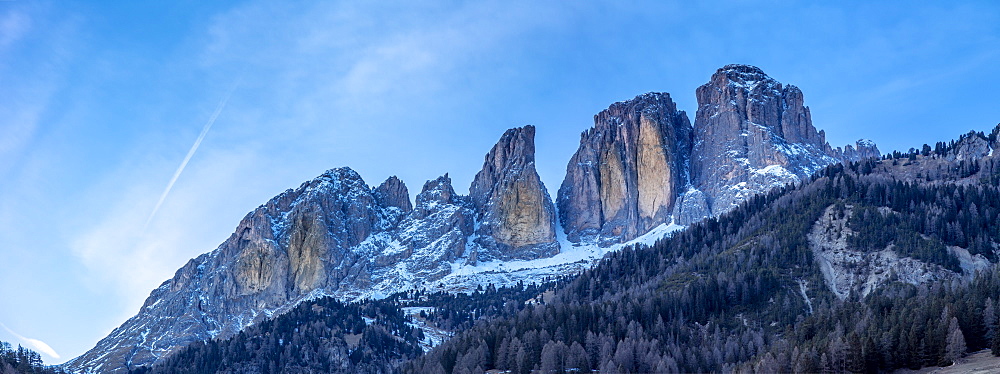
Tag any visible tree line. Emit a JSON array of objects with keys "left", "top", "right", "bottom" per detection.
[{"left": 405, "top": 136, "right": 1000, "bottom": 373}]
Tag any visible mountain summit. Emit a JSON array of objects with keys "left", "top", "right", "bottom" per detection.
[
  {"left": 557, "top": 64, "right": 879, "bottom": 245},
  {"left": 557, "top": 92, "right": 693, "bottom": 244},
  {"left": 470, "top": 125, "right": 560, "bottom": 262}
]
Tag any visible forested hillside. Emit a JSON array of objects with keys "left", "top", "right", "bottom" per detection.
[
  {"left": 131, "top": 281, "right": 559, "bottom": 373},
  {"left": 129, "top": 296, "right": 423, "bottom": 374},
  {"left": 405, "top": 128, "right": 1000, "bottom": 373}
]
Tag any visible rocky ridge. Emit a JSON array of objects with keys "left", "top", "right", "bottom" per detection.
[
  {"left": 65, "top": 128, "right": 562, "bottom": 373},
  {"left": 559, "top": 65, "right": 880, "bottom": 244},
  {"left": 66, "top": 65, "right": 883, "bottom": 373}
]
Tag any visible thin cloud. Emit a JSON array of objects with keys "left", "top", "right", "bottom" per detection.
[
  {"left": 144, "top": 77, "right": 242, "bottom": 231},
  {"left": 1, "top": 323, "right": 60, "bottom": 359}
]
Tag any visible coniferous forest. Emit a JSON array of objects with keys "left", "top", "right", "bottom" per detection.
[
  {"left": 130, "top": 281, "right": 558, "bottom": 373},
  {"left": 404, "top": 130, "right": 1000, "bottom": 373}
]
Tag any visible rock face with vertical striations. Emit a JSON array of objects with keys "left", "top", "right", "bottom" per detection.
[
  {"left": 557, "top": 93, "right": 693, "bottom": 244},
  {"left": 469, "top": 125, "right": 559, "bottom": 261},
  {"left": 690, "top": 64, "right": 847, "bottom": 215},
  {"left": 557, "top": 65, "right": 880, "bottom": 246},
  {"left": 66, "top": 168, "right": 390, "bottom": 373}
]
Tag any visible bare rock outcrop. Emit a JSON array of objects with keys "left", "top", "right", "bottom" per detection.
[
  {"left": 556, "top": 65, "right": 880, "bottom": 246},
  {"left": 469, "top": 125, "right": 559, "bottom": 261},
  {"left": 949, "top": 131, "right": 992, "bottom": 161},
  {"left": 373, "top": 176, "right": 412, "bottom": 212},
  {"left": 836, "top": 139, "right": 881, "bottom": 162},
  {"left": 557, "top": 93, "right": 693, "bottom": 244},
  {"left": 691, "top": 64, "right": 840, "bottom": 214},
  {"left": 397, "top": 174, "right": 474, "bottom": 266}
]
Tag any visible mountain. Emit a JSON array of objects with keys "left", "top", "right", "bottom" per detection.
[
  {"left": 691, "top": 64, "right": 839, "bottom": 215},
  {"left": 406, "top": 124, "right": 1000, "bottom": 373},
  {"left": 65, "top": 65, "right": 880, "bottom": 373},
  {"left": 558, "top": 64, "right": 879, "bottom": 245},
  {"left": 64, "top": 125, "right": 565, "bottom": 373},
  {"left": 557, "top": 92, "right": 694, "bottom": 245}
]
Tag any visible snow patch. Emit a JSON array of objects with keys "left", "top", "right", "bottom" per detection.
[{"left": 797, "top": 280, "right": 813, "bottom": 314}]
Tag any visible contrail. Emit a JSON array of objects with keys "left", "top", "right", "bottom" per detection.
[
  {"left": 1, "top": 322, "right": 60, "bottom": 359},
  {"left": 143, "top": 78, "right": 242, "bottom": 231}
]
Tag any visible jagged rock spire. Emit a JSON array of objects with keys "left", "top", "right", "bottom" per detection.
[{"left": 469, "top": 125, "right": 559, "bottom": 261}]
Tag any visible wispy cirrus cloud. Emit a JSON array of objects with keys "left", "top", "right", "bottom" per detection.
[{"left": 1, "top": 323, "right": 60, "bottom": 359}]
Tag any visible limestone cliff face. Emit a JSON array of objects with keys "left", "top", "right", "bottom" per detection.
[
  {"left": 557, "top": 65, "right": 880, "bottom": 246},
  {"left": 469, "top": 125, "right": 559, "bottom": 261},
  {"left": 65, "top": 169, "right": 473, "bottom": 373},
  {"left": 67, "top": 168, "right": 388, "bottom": 373},
  {"left": 691, "top": 64, "right": 841, "bottom": 214},
  {"left": 224, "top": 168, "right": 380, "bottom": 299},
  {"left": 557, "top": 93, "right": 693, "bottom": 244}
]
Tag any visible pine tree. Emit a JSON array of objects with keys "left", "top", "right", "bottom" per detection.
[
  {"left": 945, "top": 317, "right": 967, "bottom": 365},
  {"left": 985, "top": 298, "right": 997, "bottom": 344}
]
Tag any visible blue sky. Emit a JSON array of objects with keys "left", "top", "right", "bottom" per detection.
[{"left": 1, "top": 0, "right": 998, "bottom": 364}]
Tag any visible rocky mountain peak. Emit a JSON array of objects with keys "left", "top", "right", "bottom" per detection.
[
  {"left": 374, "top": 176, "right": 412, "bottom": 212},
  {"left": 469, "top": 125, "right": 537, "bottom": 208},
  {"left": 558, "top": 92, "right": 694, "bottom": 244},
  {"left": 66, "top": 166, "right": 388, "bottom": 373},
  {"left": 692, "top": 65, "right": 839, "bottom": 214},
  {"left": 416, "top": 174, "right": 456, "bottom": 207},
  {"left": 469, "top": 125, "right": 559, "bottom": 261},
  {"left": 714, "top": 64, "right": 772, "bottom": 88},
  {"left": 301, "top": 167, "right": 368, "bottom": 196},
  {"left": 990, "top": 123, "right": 1000, "bottom": 147}
]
